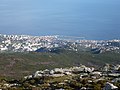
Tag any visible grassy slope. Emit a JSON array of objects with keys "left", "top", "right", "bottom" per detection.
[{"left": 0, "top": 51, "right": 120, "bottom": 78}]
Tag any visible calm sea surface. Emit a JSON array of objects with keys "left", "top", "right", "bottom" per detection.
[{"left": 0, "top": 0, "right": 120, "bottom": 40}]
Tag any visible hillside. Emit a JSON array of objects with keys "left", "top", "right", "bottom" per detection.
[
  {"left": 0, "top": 50, "right": 120, "bottom": 79},
  {"left": 0, "top": 34, "right": 120, "bottom": 78}
]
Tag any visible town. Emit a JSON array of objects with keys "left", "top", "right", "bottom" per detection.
[{"left": 0, "top": 34, "right": 120, "bottom": 53}]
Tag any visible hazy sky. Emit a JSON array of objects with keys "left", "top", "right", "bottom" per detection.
[{"left": 0, "top": 0, "right": 120, "bottom": 39}]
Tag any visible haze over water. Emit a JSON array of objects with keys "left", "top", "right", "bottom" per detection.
[{"left": 0, "top": 0, "right": 120, "bottom": 40}]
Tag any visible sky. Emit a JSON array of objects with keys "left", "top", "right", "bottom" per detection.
[{"left": 0, "top": 0, "right": 120, "bottom": 40}]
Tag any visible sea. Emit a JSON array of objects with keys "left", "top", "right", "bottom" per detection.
[{"left": 0, "top": 0, "right": 120, "bottom": 40}]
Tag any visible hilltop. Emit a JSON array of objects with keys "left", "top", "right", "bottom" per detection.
[{"left": 0, "top": 63, "right": 120, "bottom": 90}]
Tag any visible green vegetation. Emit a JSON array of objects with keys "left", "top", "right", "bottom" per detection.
[
  {"left": 0, "top": 50, "right": 120, "bottom": 78},
  {"left": 0, "top": 74, "right": 117, "bottom": 90}
]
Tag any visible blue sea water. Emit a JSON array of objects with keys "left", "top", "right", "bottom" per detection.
[{"left": 0, "top": 0, "right": 120, "bottom": 40}]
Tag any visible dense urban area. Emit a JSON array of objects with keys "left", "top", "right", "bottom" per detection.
[{"left": 0, "top": 34, "right": 120, "bottom": 53}]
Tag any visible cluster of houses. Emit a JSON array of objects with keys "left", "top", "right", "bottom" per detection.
[
  {"left": 0, "top": 34, "right": 59, "bottom": 52},
  {"left": 79, "top": 40, "right": 120, "bottom": 53},
  {"left": 0, "top": 34, "right": 120, "bottom": 53}
]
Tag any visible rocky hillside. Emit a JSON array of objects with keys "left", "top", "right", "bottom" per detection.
[{"left": 0, "top": 51, "right": 120, "bottom": 78}]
